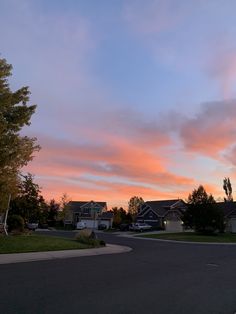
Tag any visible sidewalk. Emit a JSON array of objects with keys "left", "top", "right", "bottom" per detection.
[{"left": 0, "top": 244, "right": 132, "bottom": 265}]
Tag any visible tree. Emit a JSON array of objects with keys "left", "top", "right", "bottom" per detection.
[
  {"left": 47, "top": 199, "right": 60, "bottom": 227},
  {"left": 10, "top": 173, "right": 47, "bottom": 223},
  {"left": 223, "top": 177, "right": 233, "bottom": 202},
  {"left": 112, "top": 207, "right": 132, "bottom": 228},
  {"left": 187, "top": 185, "right": 215, "bottom": 205},
  {"left": 183, "top": 185, "right": 224, "bottom": 234},
  {"left": 0, "top": 58, "right": 40, "bottom": 212},
  {"left": 128, "top": 196, "right": 144, "bottom": 219},
  {"left": 58, "top": 193, "right": 72, "bottom": 222}
]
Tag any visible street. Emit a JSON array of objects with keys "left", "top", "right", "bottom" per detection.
[{"left": 0, "top": 231, "right": 236, "bottom": 314}]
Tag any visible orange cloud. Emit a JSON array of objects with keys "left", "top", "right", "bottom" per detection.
[
  {"left": 33, "top": 175, "right": 193, "bottom": 209},
  {"left": 25, "top": 128, "right": 194, "bottom": 207}
]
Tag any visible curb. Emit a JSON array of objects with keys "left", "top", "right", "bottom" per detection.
[
  {"left": 134, "top": 236, "right": 236, "bottom": 246},
  {"left": 0, "top": 244, "right": 132, "bottom": 265}
]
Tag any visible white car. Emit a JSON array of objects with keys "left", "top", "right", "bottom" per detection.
[
  {"left": 132, "top": 222, "right": 152, "bottom": 232},
  {"left": 76, "top": 222, "right": 86, "bottom": 230}
]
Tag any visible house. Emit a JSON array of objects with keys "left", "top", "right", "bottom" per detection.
[
  {"left": 137, "top": 199, "right": 236, "bottom": 233},
  {"left": 137, "top": 199, "right": 188, "bottom": 232},
  {"left": 66, "top": 200, "right": 113, "bottom": 229},
  {"left": 215, "top": 202, "right": 236, "bottom": 233}
]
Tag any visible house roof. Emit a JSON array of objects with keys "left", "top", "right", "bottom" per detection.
[
  {"left": 138, "top": 199, "right": 186, "bottom": 217},
  {"left": 68, "top": 201, "right": 107, "bottom": 213},
  {"left": 214, "top": 202, "right": 236, "bottom": 217},
  {"left": 101, "top": 211, "right": 114, "bottom": 219}
]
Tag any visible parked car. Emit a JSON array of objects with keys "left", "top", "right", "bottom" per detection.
[
  {"left": 76, "top": 222, "right": 86, "bottom": 230},
  {"left": 119, "top": 223, "right": 130, "bottom": 231},
  {"left": 129, "top": 223, "right": 136, "bottom": 231},
  {"left": 131, "top": 222, "right": 152, "bottom": 232},
  {"left": 26, "top": 222, "right": 39, "bottom": 231},
  {"left": 38, "top": 223, "right": 48, "bottom": 229},
  {"left": 98, "top": 223, "right": 107, "bottom": 230}
]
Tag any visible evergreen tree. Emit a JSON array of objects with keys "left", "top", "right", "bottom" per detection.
[
  {"left": 223, "top": 177, "right": 233, "bottom": 202},
  {"left": 10, "top": 173, "right": 46, "bottom": 222}
]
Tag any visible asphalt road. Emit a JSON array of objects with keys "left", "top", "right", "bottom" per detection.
[{"left": 1, "top": 231, "right": 236, "bottom": 314}]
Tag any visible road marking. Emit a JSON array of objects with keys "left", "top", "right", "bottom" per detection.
[{"left": 206, "top": 263, "right": 219, "bottom": 267}]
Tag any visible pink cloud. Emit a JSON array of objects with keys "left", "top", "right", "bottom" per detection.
[{"left": 179, "top": 100, "right": 236, "bottom": 157}]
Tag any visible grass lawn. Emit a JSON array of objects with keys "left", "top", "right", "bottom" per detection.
[
  {"left": 0, "top": 234, "right": 101, "bottom": 254},
  {"left": 139, "top": 232, "right": 236, "bottom": 243}
]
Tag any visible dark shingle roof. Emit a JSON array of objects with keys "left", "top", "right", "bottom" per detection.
[
  {"left": 101, "top": 211, "right": 114, "bottom": 219},
  {"left": 214, "top": 202, "right": 236, "bottom": 217},
  {"left": 68, "top": 201, "right": 107, "bottom": 213},
  {"left": 139, "top": 199, "right": 186, "bottom": 217}
]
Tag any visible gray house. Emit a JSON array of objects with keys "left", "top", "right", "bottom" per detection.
[
  {"left": 215, "top": 202, "right": 236, "bottom": 233},
  {"left": 66, "top": 200, "right": 113, "bottom": 229},
  {"left": 137, "top": 199, "right": 236, "bottom": 233},
  {"left": 137, "top": 199, "right": 187, "bottom": 232}
]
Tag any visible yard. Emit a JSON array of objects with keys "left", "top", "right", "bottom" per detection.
[
  {"left": 139, "top": 232, "right": 236, "bottom": 243},
  {"left": 0, "top": 234, "right": 102, "bottom": 254}
]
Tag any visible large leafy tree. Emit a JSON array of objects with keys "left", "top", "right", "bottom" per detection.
[
  {"left": 183, "top": 185, "right": 224, "bottom": 234},
  {"left": 112, "top": 207, "right": 132, "bottom": 228},
  {"left": 0, "top": 58, "right": 40, "bottom": 212},
  {"left": 128, "top": 196, "right": 144, "bottom": 219},
  {"left": 223, "top": 177, "right": 233, "bottom": 202}
]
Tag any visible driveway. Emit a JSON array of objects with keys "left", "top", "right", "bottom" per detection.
[{"left": 0, "top": 231, "right": 236, "bottom": 314}]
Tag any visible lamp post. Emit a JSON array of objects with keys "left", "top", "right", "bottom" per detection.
[{"left": 90, "top": 203, "right": 101, "bottom": 232}]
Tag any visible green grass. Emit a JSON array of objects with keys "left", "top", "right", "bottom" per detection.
[
  {"left": 139, "top": 232, "right": 236, "bottom": 243},
  {"left": 0, "top": 234, "right": 100, "bottom": 254}
]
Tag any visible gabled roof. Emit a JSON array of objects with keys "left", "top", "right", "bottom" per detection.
[
  {"left": 138, "top": 199, "right": 186, "bottom": 217},
  {"left": 214, "top": 202, "right": 236, "bottom": 217},
  {"left": 68, "top": 201, "right": 107, "bottom": 213},
  {"left": 145, "top": 199, "right": 185, "bottom": 208},
  {"left": 101, "top": 211, "right": 114, "bottom": 219}
]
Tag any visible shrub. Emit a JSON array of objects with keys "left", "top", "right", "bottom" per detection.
[
  {"left": 99, "top": 240, "right": 106, "bottom": 246},
  {"left": 7, "top": 215, "right": 24, "bottom": 232},
  {"left": 75, "top": 230, "right": 105, "bottom": 247}
]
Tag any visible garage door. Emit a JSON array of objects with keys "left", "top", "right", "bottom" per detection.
[
  {"left": 81, "top": 219, "right": 98, "bottom": 229},
  {"left": 165, "top": 220, "right": 183, "bottom": 232},
  {"left": 231, "top": 219, "right": 236, "bottom": 233},
  {"left": 100, "top": 220, "right": 110, "bottom": 228}
]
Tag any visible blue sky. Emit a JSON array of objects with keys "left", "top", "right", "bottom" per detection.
[{"left": 1, "top": 0, "right": 236, "bottom": 207}]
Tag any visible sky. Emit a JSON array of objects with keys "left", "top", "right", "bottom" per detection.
[{"left": 1, "top": 0, "right": 236, "bottom": 208}]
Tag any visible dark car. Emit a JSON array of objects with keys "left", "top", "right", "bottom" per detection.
[
  {"left": 119, "top": 223, "right": 130, "bottom": 231},
  {"left": 98, "top": 223, "right": 107, "bottom": 230}
]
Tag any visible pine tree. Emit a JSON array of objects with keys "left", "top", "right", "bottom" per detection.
[{"left": 223, "top": 177, "right": 233, "bottom": 202}]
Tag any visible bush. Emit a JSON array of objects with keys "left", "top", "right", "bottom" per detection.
[
  {"left": 99, "top": 240, "right": 106, "bottom": 246},
  {"left": 7, "top": 215, "right": 24, "bottom": 232},
  {"left": 75, "top": 230, "right": 105, "bottom": 247}
]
